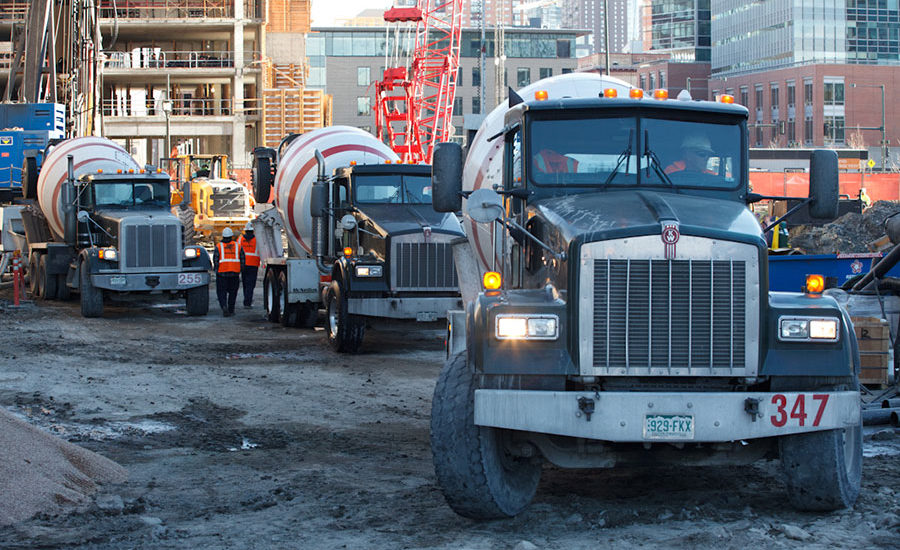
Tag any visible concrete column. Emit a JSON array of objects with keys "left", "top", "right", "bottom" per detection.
[{"left": 232, "top": 0, "right": 248, "bottom": 169}]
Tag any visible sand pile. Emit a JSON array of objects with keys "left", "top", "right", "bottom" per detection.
[
  {"left": 790, "top": 200, "right": 900, "bottom": 254},
  {"left": 0, "top": 408, "right": 127, "bottom": 526}
]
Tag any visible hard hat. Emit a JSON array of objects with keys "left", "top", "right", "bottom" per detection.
[
  {"left": 222, "top": 227, "right": 234, "bottom": 238},
  {"left": 681, "top": 134, "right": 714, "bottom": 154},
  {"left": 244, "top": 222, "right": 254, "bottom": 231}
]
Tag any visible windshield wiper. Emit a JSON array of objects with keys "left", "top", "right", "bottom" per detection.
[
  {"left": 602, "top": 129, "right": 634, "bottom": 186},
  {"left": 644, "top": 130, "right": 674, "bottom": 187}
]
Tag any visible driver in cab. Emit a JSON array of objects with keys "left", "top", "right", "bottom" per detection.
[
  {"left": 665, "top": 134, "right": 717, "bottom": 175},
  {"left": 533, "top": 148, "right": 578, "bottom": 173}
]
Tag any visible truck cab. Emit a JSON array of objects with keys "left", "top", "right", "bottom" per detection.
[{"left": 430, "top": 91, "right": 862, "bottom": 518}]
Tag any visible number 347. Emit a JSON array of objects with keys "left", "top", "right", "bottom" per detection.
[{"left": 770, "top": 394, "right": 829, "bottom": 427}]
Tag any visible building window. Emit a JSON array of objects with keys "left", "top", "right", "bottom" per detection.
[
  {"left": 517, "top": 68, "right": 530, "bottom": 88},
  {"left": 472, "top": 96, "right": 481, "bottom": 115},
  {"left": 787, "top": 83, "right": 795, "bottom": 108},
  {"left": 756, "top": 126, "right": 763, "bottom": 147},
  {"left": 357, "top": 97, "right": 371, "bottom": 116},
  {"left": 640, "top": 74, "right": 646, "bottom": 90},
  {"left": 740, "top": 87, "right": 749, "bottom": 108},
  {"left": 357, "top": 67, "right": 370, "bottom": 87},
  {"left": 824, "top": 81, "right": 844, "bottom": 106},
  {"left": 453, "top": 96, "right": 462, "bottom": 116},
  {"left": 358, "top": 126, "right": 372, "bottom": 134},
  {"left": 472, "top": 66, "right": 481, "bottom": 87},
  {"left": 561, "top": 68, "right": 572, "bottom": 74},
  {"left": 457, "top": 66, "right": 463, "bottom": 87},
  {"left": 539, "top": 67, "right": 552, "bottom": 80},
  {"left": 649, "top": 74, "right": 655, "bottom": 90},
  {"left": 755, "top": 86, "right": 764, "bottom": 113},
  {"left": 804, "top": 117, "right": 814, "bottom": 145},
  {"left": 824, "top": 116, "right": 845, "bottom": 145},
  {"left": 804, "top": 81, "right": 813, "bottom": 105},
  {"left": 787, "top": 120, "right": 796, "bottom": 144},
  {"left": 659, "top": 71, "right": 666, "bottom": 90},
  {"left": 770, "top": 85, "right": 779, "bottom": 110}
]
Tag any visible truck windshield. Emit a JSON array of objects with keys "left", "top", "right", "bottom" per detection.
[
  {"left": 528, "top": 115, "right": 741, "bottom": 190},
  {"left": 353, "top": 174, "right": 433, "bottom": 204},
  {"left": 93, "top": 179, "right": 170, "bottom": 208}
]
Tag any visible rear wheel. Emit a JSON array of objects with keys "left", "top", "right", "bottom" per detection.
[
  {"left": 264, "top": 269, "right": 281, "bottom": 323},
  {"left": 185, "top": 284, "right": 209, "bottom": 316},
  {"left": 325, "top": 281, "right": 365, "bottom": 353},
  {"left": 298, "top": 302, "right": 319, "bottom": 329},
  {"left": 28, "top": 253, "right": 39, "bottom": 297},
  {"left": 56, "top": 274, "right": 71, "bottom": 301},
  {"left": 79, "top": 259, "right": 103, "bottom": 318},
  {"left": 279, "top": 271, "right": 298, "bottom": 327},
  {"left": 431, "top": 352, "right": 542, "bottom": 519},
  {"left": 774, "top": 376, "right": 862, "bottom": 511},
  {"left": 39, "top": 254, "right": 57, "bottom": 300},
  {"left": 252, "top": 155, "right": 272, "bottom": 203}
]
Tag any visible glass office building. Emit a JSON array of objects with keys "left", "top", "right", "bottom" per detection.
[
  {"left": 713, "top": 0, "right": 900, "bottom": 77},
  {"left": 648, "top": 0, "right": 711, "bottom": 62}
]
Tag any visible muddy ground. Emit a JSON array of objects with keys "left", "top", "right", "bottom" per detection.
[{"left": 0, "top": 283, "right": 898, "bottom": 550}]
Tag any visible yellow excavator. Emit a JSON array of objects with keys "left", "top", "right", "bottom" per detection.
[{"left": 167, "top": 154, "right": 254, "bottom": 242}]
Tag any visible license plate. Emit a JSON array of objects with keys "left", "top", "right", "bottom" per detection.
[
  {"left": 178, "top": 273, "right": 203, "bottom": 285},
  {"left": 109, "top": 276, "right": 127, "bottom": 286},
  {"left": 643, "top": 414, "right": 695, "bottom": 440}
]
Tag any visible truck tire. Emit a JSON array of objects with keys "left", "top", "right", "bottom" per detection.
[
  {"left": 39, "top": 254, "right": 57, "bottom": 300},
  {"left": 325, "top": 281, "right": 365, "bottom": 353},
  {"left": 431, "top": 352, "right": 542, "bottom": 519},
  {"left": 22, "top": 157, "right": 38, "bottom": 200},
  {"left": 279, "top": 271, "right": 298, "bottom": 327},
  {"left": 177, "top": 205, "right": 197, "bottom": 244},
  {"left": 773, "top": 376, "right": 862, "bottom": 511},
  {"left": 185, "top": 284, "right": 209, "bottom": 316},
  {"left": 264, "top": 269, "right": 281, "bottom": 323},
  {"left": 298, "top": 302, "right": 319, "bottom": 329},
  {"left": 56, "top": 274, "right": 71, "bottom": 301},
  {"left": 252, "top": 155, "right": 272, "bottom": 203},
  {"left": 79, "top": 259, "right": 104, "bottom": 318},
  {"left": 28, "top": 253, "right": 39, "bottom": 297}
]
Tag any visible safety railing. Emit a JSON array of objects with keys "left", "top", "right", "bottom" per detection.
[
  {"left": 102, "top": 50, "right": 262, "bottom": 70},
  {"left": 97, "top": 1, "right": 263, "bottom": 20},
  {"left": 102, "top": 97, "right": 237, "bottom": 117},
  {"left": 0, "top": 2, "right": 28, "bottom": 22}
]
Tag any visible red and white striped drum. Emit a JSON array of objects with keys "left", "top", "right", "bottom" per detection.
[
  {"left": 273, "top": 126, "right": 399, "bottom": 256},
  {"left": 37, "top": 137, "right": 140, "bottom": 241}
]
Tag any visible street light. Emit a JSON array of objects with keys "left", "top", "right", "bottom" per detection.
[
  {"left": 850, "top": 83, "right": 887, "bottom": 171},
  {"left": 162, "top": 99, "right": 172, "bottom": 160}
]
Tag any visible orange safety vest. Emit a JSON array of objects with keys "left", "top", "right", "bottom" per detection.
[
  {"left": 664, "top": 161, "right": 717, "bottom": 175},
  {"left": 217, "top": 241, "right": 240, "bottom": 273},
  {"left": 534, "top": 149, "right": 578, "bottom": 173},
  {"left": 237, "top": 235, "right": 260, "bottom": 267}
]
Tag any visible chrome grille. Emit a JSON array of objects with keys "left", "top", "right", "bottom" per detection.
[
  {"left": 579, "top": 236, "right": 759, "bottom": 377},
  {"left": 391, "top": 241, "right": 458, "bottom": 291},
  {"left": 123, "top": 223, "right": 181, "bottom": 270}
]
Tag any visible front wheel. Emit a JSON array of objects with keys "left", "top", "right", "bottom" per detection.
[
  {"left": 79, "top": 259, "right": 104, "bottom": 318},
  {"left": 431, "top": 352, "right": 542, "bottom": 519},
  {"left": 185, "top": 284, "right": 209, "bottom": 316},
  {"left": 279, "top": 271, "right": 298, "bottom": 327},
  {"left": 775, "top": 377, "right": 862, "bottom": 511},
  {"left": 325, "top": 281, "right": 364, "bottom": 353}
]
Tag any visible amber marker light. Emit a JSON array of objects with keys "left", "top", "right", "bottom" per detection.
[
  {"left": 719, "top": 94, "right": 735, "bottom": 104},
  {"left": 483, "top": 271, "right": 502, "bottom": 290},
  {"left": 534, "top": 90, "right": 549, "bottom": 101},
  {"left": 653, "top": 89, "right": 669, "bottom": 100},
  {"left": 805, "top": 274, "right": 825, "bottom": 294},
  {"left": 117, "top": 169, "right": 123, "bottom": 173},
  {"left": 97, "top": 169, "right": 103, "bottom": 173},
  {"left": 385, "top": 160, "right": 392, "bottom": 164},
  {"left": 603, "top": 88, "right": 618, "bottom": 98},
  {"left": 629, "top": 88, "right": 644, "bottom": 99},
  {"left": 350, "top": 161, "right": 357, "bottom": 165},
  {"left": 343, "top": 247, "right": 354, "bottom": 257}
]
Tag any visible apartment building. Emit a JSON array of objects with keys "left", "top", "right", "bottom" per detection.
[
  {"left": 97, "top": 1, "right": 266, "bottom": 170},
  {"left": 307, "top": 26, "right": 582, "bottom": 145}
]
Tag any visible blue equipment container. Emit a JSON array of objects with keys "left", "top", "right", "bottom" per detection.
[
  {"left": 768, "top": 253, "right": 900, "bottom": 292},
  {"left": 0, "top": 103, "right": 65, "bottom": 200}
]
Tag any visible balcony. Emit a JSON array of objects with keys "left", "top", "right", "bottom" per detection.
[
  {"left": 0, "top": 2, "right": 27, "bottom": 24},
  {"left": 103, "top": 50, "right": 262, "bottom": 71},
  {"left": 97, "top": 1, "right": 263, "bottom": 21}
]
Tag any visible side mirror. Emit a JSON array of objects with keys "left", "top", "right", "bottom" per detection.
[
  {"left": 432, "top": 142, "right": 463, "bottom": 212},
  {"left": 77, "top": 210, "right": 90, "bottom": 222},
  {"left": 182, "top": 180, "right": 192, "bottom": 206},
  {"left": 808, "top": 150, "right": 839, "bottom": 219},
  {"left": 310, "top": 181, "right": 328, "bottom": 219},
  {"left": 340, "top": 214, "right": 357, "bottom": 231},
  {"left": 466, "top": 188, "right": 504, "bottom": 224}
]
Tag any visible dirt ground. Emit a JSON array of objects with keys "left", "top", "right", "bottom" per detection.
[{"left": 0, "top": 283, "right": 898, "bottom": 550}]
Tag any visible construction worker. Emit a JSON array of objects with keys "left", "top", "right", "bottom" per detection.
[
  {"left": 665, "top": 134, "right": 717, "bottom": 175},
  {"left": 533, "top": 148, "right": 578, "bottom": 173},
  {"left": 860, "top": 187, "right": 872, "bottom": 208},
  {"left": 213, "top": 227, "right": 240, "bottom": 316},
  {"left": 237, "top": 222, "right": 260, "bottom": 308}
]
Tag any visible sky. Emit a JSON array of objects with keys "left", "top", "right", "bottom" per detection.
[{"left": 311, "top": 0, "right": 393, "bottom": 27}]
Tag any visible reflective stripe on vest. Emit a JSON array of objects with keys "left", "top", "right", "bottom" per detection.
[
  {"left": 238, "top": 236, "right": 260, "bottom": 267},
  {"left": 217, "top": 242, "right": 240, "bottom": 273},
  {"left": 535, "top": 150, "right": 577, "bottom": 173}
]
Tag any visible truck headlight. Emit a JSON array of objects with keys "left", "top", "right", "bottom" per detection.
[
  {"left": 184, "top": 247, "right": 200, "bottom": 259},
  {"left": 778, "top": 316, "right": 839, "bottom": 342},
  {"left": 355, "top": 265, "right": 383, "bottom": 277},
  {"left": 98, "top": 248, "right": 118, "bottom": 261},
  {"left": 495, "top": 314, "right": 559, "bottom": 340}
]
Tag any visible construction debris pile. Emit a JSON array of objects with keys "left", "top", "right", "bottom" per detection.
[{"left": 790, "top": 201, "right": 900, "bottom": 254}]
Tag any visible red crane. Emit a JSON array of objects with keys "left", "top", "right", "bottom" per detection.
[{"left": 375, "top": 1, "right": 463, "bottom": 164}]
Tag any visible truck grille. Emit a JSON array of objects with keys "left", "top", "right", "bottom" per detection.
[
  {"left": 211, "top": 189, "right": 247, "bottom": 217},
  {"left": 391, "top": 241, "right": 458, "bottom": 291},
  {"left": 123, "top": 223, "right": 181, "bottom": 271},
  {"left": 579, "top": 236, "right": 759, "bottom": 377}
]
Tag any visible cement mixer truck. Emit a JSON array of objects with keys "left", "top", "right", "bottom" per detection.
[
  {"left": 16, "top": 137, "right": 211, "bottom": 317},
  {"left": 252, "top": 126, "right": 464, "bottom": 352},
  {"left": 428, "top": 74, "right": 862, "bottom": 518}
]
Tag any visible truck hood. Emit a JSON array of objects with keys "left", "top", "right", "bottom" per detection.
[
  {"left": 95, "top": 209, "right": 180, "bottom": 225},
  {"left": 533, "top": 190, "right": 765, "bottom": 245},
  {"left": 357, "top": 204, "right": 464, "bottom": 238}
]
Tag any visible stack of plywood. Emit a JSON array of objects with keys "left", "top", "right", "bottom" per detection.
[
  {"left": 267, "top": 0, "right": 311, "bottom": 33},
  {"left": 262, "top": 88, "right": 331, "bottom": 147}
]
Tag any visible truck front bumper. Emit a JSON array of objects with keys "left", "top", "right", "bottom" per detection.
[
  {"left": 474, "top": 390, "right": 860, "bottom": 442},
  {"left": 348, "top": 296, "right": 463, "bottom": 321},
  {"left": 92, "top": 271, "right": 209, "bottom": 292}
]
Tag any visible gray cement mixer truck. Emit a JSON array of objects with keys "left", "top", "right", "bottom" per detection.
[{"left": 17, "top": 137, "right": 210, "bottom": 317}]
